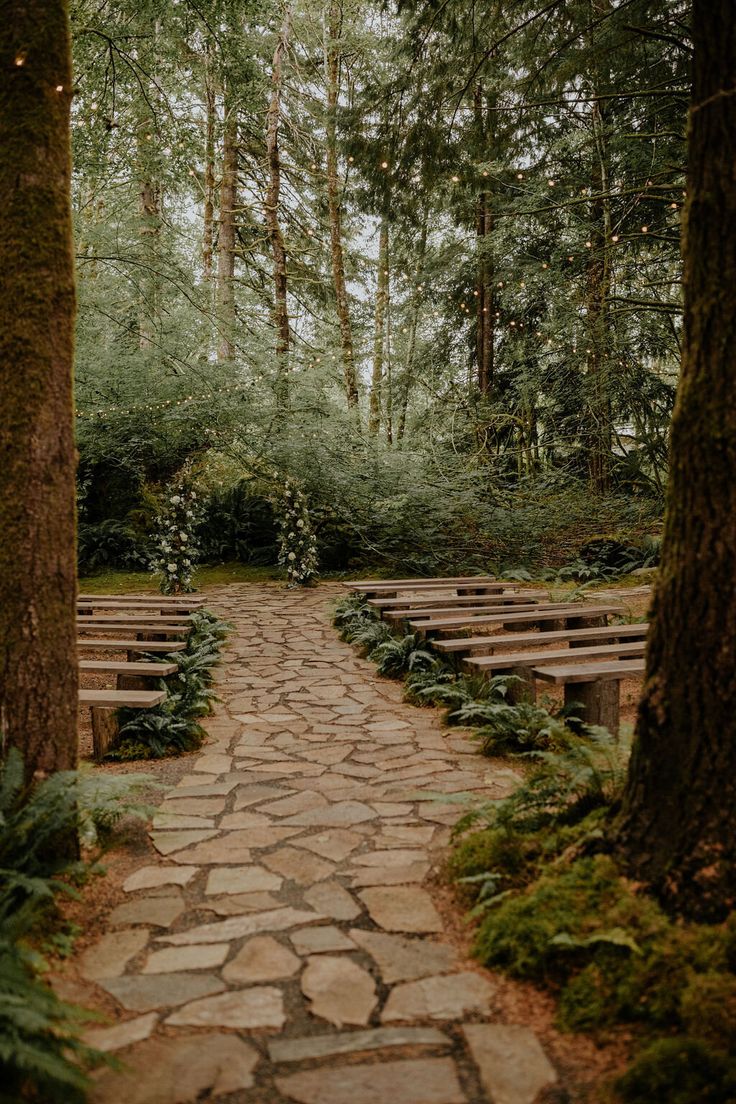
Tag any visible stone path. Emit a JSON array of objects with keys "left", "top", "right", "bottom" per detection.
[{"left": 82, "top": 584, "right": 559, "bottom": 1104}]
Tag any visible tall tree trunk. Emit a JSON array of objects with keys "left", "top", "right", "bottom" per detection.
[
  {"left": 325, "top": 0, "right": 359, "bottom": 409},
  {"left": 585, "top": 101, "right": 613, "bottom": 492},
  {"left": 614, "top": 0, "right": 736, "bottom": 922},
  {"left": 585, "top": 0, "right": 613, "bottom": 493},
  {"left": 0, "top": 0, "right": 78, "bottom": 779},
  {"left": 217, "top": 89, "right": 238, "bottom": 362},
  {"left": 474, "top": 85, "right": 494, "bottom": 398},
  {"left": 266, "top": 5, "right": 291, "bottom": 406},
  {"left": 137, "top": 152, "right": 161, "bottom": 350},
  {"left": 397, "top": 215, "right": 428, "bottom": 444},
  {"left": 368, "top": 219, "right": 389, "bottom": 436},
  {"left": 203, "top": 46, "right": 216, "bottom": 286}
]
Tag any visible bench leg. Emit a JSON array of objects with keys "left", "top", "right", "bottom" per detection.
[
  {"left": 506, "top": 665, "right": 537, "bottom": 705},
  {"left": 564, "top": 681, "right": 619, "bottom": 735},
  {"left": 116, "top": 673, "right": 148, "bottom": 691},
  {"left": 91, "top": 707, "right": 119, "bottom": 761},
  {"left": 566, "top": 615, "right": 606, "bottom": 630},
  {"left": 541, "top": 619, "right": 564, "bottom": 633}
]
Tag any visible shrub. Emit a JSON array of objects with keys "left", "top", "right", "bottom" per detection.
[
  {"left": 616, "top": 1038, "right": 736, "bottom": 1104},
  {"left": 78, "top": 518, "right": 150, "bottom": 575}
]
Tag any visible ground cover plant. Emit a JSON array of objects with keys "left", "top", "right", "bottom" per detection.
[
  {"left": 0, "top": 749, "right": 152, "bottom": 1102},
  {"left": 105, "top": 609, "right": 232, "bottom": 760}
]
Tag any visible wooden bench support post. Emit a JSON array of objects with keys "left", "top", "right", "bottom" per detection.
[
  {"left": 91, "top": 708, "right": 119, "bottom": 761},
  {"left": 541, "top": 619, "right": 564, "bottom": 633},
  {"left": 116, "top": 673, "right": 149, "bottom": 691},
  {"left": 564, "top": 680, "right": 619, "bottom": 734},
  {"left": 566, "top": 615, "right": 606, "bottom": 630},
  {"left": 506, "top": 665, "right": 536, "bottom": 705}
]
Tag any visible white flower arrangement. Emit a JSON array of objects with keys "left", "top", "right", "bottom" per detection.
[
  {"left": 274, "top": 478, "right": 319, "bottom": 587},
  {"left": 151, "top": 464, "right": 202, "bottom": 594}
]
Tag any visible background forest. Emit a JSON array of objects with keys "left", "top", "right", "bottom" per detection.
[{"left": 72, "top": 0, "right": 686, "bottom": 578}]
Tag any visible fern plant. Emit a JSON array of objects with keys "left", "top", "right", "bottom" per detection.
[
  {"left": 0, "top": 749, "right": 151, "bottom": 1102},
  {"left": 455, "top": 732, "right": 627, "bottom": 837},
  {"left": 370, "top": 634, "right": 436, "bottom": 678},
  {"left": 107, "top": 607, "right": 230, "bottom": 760}
]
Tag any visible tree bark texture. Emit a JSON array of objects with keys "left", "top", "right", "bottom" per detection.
[
  {"left": 368, "top": 219, "right": 389, "bottom": 436},
  {"left": 217, "top": 87, "right": 238, "bottom": 362},
  {"left": 203, "top": 46, "right": 216, "bottom": 286},
  {"left": 325, "top": 0, "right": 359, "bottom": 409},
  {"left": 474, "top": 86, "right": 494, "bottom": 398},
  {"left": 585, "top": 16, "right": 613, "bottom": 494},
  {"left": 266, "top": 6, "right": 291, "bottom": 405},
  {"left": 615, "top": 0, "right": 736, "bottom": 921},
  {"left": 0, "top": 0, "right": 79, "bottom": 778}
]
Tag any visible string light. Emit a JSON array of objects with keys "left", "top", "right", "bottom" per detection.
[{"left": 14, "top": 56, "right": 24, "bottom": 67}]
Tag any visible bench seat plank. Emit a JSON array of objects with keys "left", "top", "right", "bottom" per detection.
[
  {"left": 434, "top": 623, "right": 648, "bottom": 654},
  {"left": 76, "top": 639, "right": 186, "bottom": 653},
  {"left": 78, "top": 593, "right": 205, "bottom": 604},
  {"left": 79, "top": 689, "right": 166, "bottom": 707},
  {"left": 465, "top": 641, "right": 646, "bottom": 672},
  {"left": 79, "top": 660, "right": 177, "bottom": 676},
  {"left": 370, "top": 592, "right": 547, "bottom": 611},
  {"left": 533, "top": 659, "right": 645, "bottom": 684},
  {"left": 77, "top": 613, "right": 192, "bottom": 624},
  {"left": 77, "top": 622, "right": 189, "bottom": 635},
  {"left": 349, "top": 575, "right": 498, "bottom": 589},
  {"left": 390, "top": 600, "right": 555, "bottom": 622},
  {"left": 412, "top": 604, "right": 624, "bottom": 633}
]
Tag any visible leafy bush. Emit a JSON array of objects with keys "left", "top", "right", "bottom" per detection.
[
  {"left": 78, "top": 518, "right": 150, "bottom": 575},
  {"left": 616, "top": 1038, "right": 736, "bottom": 1104},
  {"left": 0, "top": 750, "right": 151, "bottom": 1102},
  {"left": 197, "top": 481, "right": 278, "bottom": 565},
  {"left": 107, "top": 609, "right": 231, "bottom": 760}
]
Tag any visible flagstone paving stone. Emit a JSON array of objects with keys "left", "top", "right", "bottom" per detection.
[
  {"left": 275, "top": 1057, "right": 467, "bottom": 1104},
  {"left": 301, "top": 955, "right": 377, "bottom": 1026},
  {"left": 108, "top": 894, "right": 186, "bottom": 929},
  {"left": 89, "top": 1034, "right": 259, "bottom": 1103},
  {"left": 78, "top": 582, "right": 552, "bottom": 1102},
  {"left": 222, "top": 934, "right": 301, "bottom": 982},
  {"left": 165, "top": 986, "right": 285, "bottom": 1029}
]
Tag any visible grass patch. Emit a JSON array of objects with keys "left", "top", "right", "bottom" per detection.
[{"left": 79, "top": 561, "right": 285, "bottom": 593}]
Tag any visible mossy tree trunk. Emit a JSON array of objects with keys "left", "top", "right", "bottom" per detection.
[
  {"left": 615, "top": 0, "right": 736, "bottom": 921},
  {"left": 0, "top": 0, "right": 78, "bottom": 778}
]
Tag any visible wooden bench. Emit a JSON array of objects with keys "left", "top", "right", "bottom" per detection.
[
  {"left": 77, "top": 612, "right": 193, "bottom": 624},
  {"left": 79, "top": 688, "right": 167, "bottom": 760},
  {"left": 370, "top": 591, "right": 548, "bottom": 613},
  {"left": 78, "top": 600, "right": 204, "bottom": 618},
  {"left": 433, "top": 622, "right": 648, "bottom": 656},
  {"left": 532, "top": 659, "right": 645, "bottom": 734},
  {"left": 464, "top": 641, "right": 646, "bottom": 702},
  {"left": 348, "top": 576, "right": 503, "bottom": 598},
  {"left": 388, "top": 600, "right": 553, "bottom": 625},
  {"left": 410, "top": 604, "right": 624, "bottom": 636},
  {"left": 76, "top": 621, "right": 190, "bottom": 638},
  {"left": 79, "top": 659, "right": 177, "bottom": 691},
  {"left": 78, "top": 592, "right": 205, "bottom": 604}
]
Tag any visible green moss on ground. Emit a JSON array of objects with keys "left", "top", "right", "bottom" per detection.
[
  {"left": 79, "top": 562, "right": 285, "bottom": 593},
  {"left": 453, "top": 803, "right": 736, "bottom": 1102}
]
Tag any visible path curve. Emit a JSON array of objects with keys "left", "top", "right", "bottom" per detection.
[{"left": 83, "top": 583, "right": 559, "bottom": 1104}]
